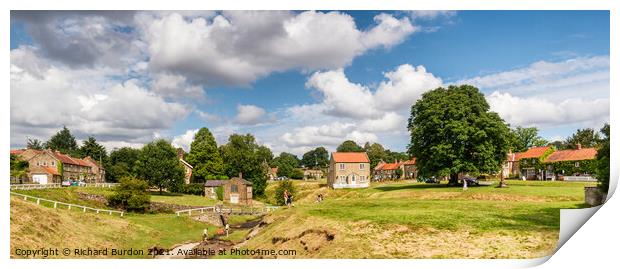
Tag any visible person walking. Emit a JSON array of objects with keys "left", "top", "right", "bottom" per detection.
[{"left": 283, "top": 189, "right": 290, "bottom": 207}]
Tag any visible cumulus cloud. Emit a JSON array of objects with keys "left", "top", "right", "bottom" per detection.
[
  {"left": 152, "top": 73, "right": 205, "bottom": 99},
  {"left": 10, "top": 47, "right": 189, "bottom": 148},
  {"left": 486, "top": 91, "right": 609, "bottom": 128},
  {"left": 234, "top": 104, "right": 276, "bottom": 125},
  {"left": 281, "top": 122, "right": 377, "bottom": 149},
  {"left": 374, "top": 64, "right": 443, "bottom": 110},
  {"left": 409, "top": 11, "right": 457, "bottom": 21},
  {"left": 139, "top": 10, "right": 416, "bottom": 86},
  {"left": 171, "top": 129, "right": 198, "bottom": 151}
]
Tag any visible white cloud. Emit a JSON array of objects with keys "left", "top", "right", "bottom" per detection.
[
  {"left": 171, "top": 129, "right": 198, "bottom": 151},
  {"left": 195, "top": 110, "right": 220, "bottom": 122},
  {"left": 280, "top": 122, "right": 377, "bottom": 149},
  {"left": 139, "top": 11, "right": 416, "bottom": 86},
  {"left": 409, "top": 11, "right": 457, "bottom": 21},
  {"left": 234, "top": 104, "right": 276, "bottom": 125},
  {"left": 359, "top": 112, "right": 407, "bottom": 133},
  {"left": 152, "top": 73, "right": 204, "bottom": 99},
  {"left": 486, "top": 91, "right": 609, "bottom": 128},
  {"left": 374, "top": 64, "right": 443, "bottom": 110}
]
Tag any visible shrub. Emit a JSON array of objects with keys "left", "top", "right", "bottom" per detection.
[
  {"left": 215, "top": 186, "right": 224, "bottom": 200},
  {"left": 274, "top": 180, "right": 296, "bottom": 206},
  {"left": 170, "top": 183, "right": 204, "bottom": 196},
  {"left": 290, "top": 168, "right": 304, "bottom": 179},
  {"left": 108, "top": 177, "right": 151, "bottom": 212}
]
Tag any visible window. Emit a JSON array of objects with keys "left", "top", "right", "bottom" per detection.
[
  {"left": 575, "top": 162, "right": 580, "bottom": 168},
  {"left": 231, "top": 185, "right": 238, "bottom": 193},
  {"left": 43, "top": 162, "right": 47, "bottom": 166},
  {"left": 51, "top": 161, "right": 55, "bottom": 166},
  {"left": 339, "top": 163, "right": 345, "bottom": 170},
  {"left": 359, "top": 163, "right": 365, "bottom": 170}
]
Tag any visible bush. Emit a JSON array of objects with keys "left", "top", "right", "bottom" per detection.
[
  {"left": 108, "top": 177, "right": 151, "bottom": 212},
  {"left": 215, "top": 186, "right": 223, "bottom": 200},
  {"left": 290, "top": 168, "right": 304, "bottom": 179},
  {"left": 274, "top": 180, "right": 296, "bottom": 206},
  {"left": 170, "top": 183, "right": 204, "bottom": 196}
]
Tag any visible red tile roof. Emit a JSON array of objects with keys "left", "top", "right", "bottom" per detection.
[
  {"left": 402, "top": 158, "right": 416, "bottom": 165},
  {"left": 381, "top": 162, "right": 402, "bottom": 170},
  {"left": 374, "top": 162, "right": 385, "bottom": 170},
  {"left": 10, "top": 149, "right": 25, "bottom": 155},
  {"left": 331, "top": 152, "right": 370, "bottom": 163},
  {"left": 515, "top": 146, "right": 551, "bottom": 160},
  {"left": 544, "top": 148, "right": 597, "bottom": 163}
]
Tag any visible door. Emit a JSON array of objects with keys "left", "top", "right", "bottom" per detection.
[
  {"left": 33, "top": 174, "right": 48, "bottom": 184},
  {"left": 230, "top": 194, "right": 239, "bottom": 204}
]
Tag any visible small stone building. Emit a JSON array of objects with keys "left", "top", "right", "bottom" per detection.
[{"left": 203, "top": 174, "right": 253, "bottom": 205}]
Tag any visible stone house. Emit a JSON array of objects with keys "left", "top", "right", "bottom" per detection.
[
  {"left": 12, "top": 149, "right": 105, "bottom": 184},
  {"left": 515, "top": 146, "right": 553, "bottom": 180},
  {"left": 203, "top": 174, "right": 253, "bottom": 205},
  {"left": 303, "top": 169, "right": 323, "bottom": 180},
  {"left": 402, "top": 158, "right": 417, "bottom": 179},
  {"left": 328, "top": 152, "right": 370, "bottom": 189},
  {"left": 374, "top": 160, "right": 403, "bottom": 181},
  {"left": 542, "top": 144, "right": 598, "bottom": 181},
  {"left": 179, "top": 158, "right": 193, "bottom": 184},
  {"left": 204, "top": 180, "right": 228, "bottom": 199}
]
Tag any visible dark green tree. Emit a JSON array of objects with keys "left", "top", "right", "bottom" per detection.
[
  {"left": 565, "top": 128, "right": 601, "bottom": 149},
  {"left": 509, "top": 126, "right": 548, "bottom": 152},
  {"left": 10, "top": 154, "right": 29, "bottom": 182},
  {"left": 107, "top": 177, "right": 151, "bottom": 212},
  {"left": 256, "top": 145, "right": 274, "bottom": 164},
  {"left": 407, "top": 85, "right": 511, "bottom": 185},
  {"left": 272, "top": 152, "right": 300, "bottom": 168},
  {"left": 597, "top": 124, "right": 610, "bottom": 193},
  {"left": 365, "top": 143, "right": 388, "bottom": 168},
  {"left": 276, "top": 163, "right": 294, "bottom": 178},
  {"left": 135, "top": 139, "right": 185, "bottom": 194},
  {"left": 79, "top": 136, "right": 107, "bottom": 163},
  {"left": 274, "top": 180, "right": 296, "bottom": 206},
  {"left": 301, "top": 147, "right": 329, "bottom": 168},
  {"left": 26, "top": 138, "right": 44, "bottom": 150},
  {"left": 219, "top": 134, "right": 268, "bottom": 196},
  {"left": 107, "top": 147, "right": 141, "bottom": 182},
  {"left": 185, "top": 127, "right": 224, "bottom": 181},
  {"left": 337, "top": 140, "right": 364, "bottom": 152},
  {"left": 44, "top": 126, "right": 79, "bottom": 155}
]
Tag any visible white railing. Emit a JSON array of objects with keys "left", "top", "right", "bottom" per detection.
[
  {"left": 175, "top": 205, "right": 278, "bottom": 216},
  {"left": 332, "top": 182, "right": 369, "bottom": 189},
  {"left": 83, "top": 183, "right": 119, "bottom": 188},
  {"left": 564, "top": 176, "right": 597, "bottom": 182},
  {"left": 10, "top": 183, "right": 62, "bottom": 190},
  {"left": 10, "top": 192, "right": 124, "bottom": 217}
]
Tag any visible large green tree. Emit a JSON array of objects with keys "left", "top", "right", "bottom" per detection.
[
  {"left": 337, "top": 140, "right": 364, "bottom": 152},
  {"left": 107, "top": 147, "right": 141, "bottom": 182},
  {"left": 301, "top": 147, "right": 329, "bottom": 168},
  {"left": 565, "top": 128, "right": 601, "bottom": 149},
  {"left": 45, "top": 126, "right": 79, "bottom": 155},
  {"left": 597, "top": 124, "right": 610, "bottom": 193},
  {"left": 185, "top": 127, "right": 224, "bottom": 181},
  {"left": 79, "top": 136, "right": 107, "bottom": 163},
  {"left": 364, "top": 142, "right": 388, "bottom": 168},
  {"left": 219, "top": 134, "right": 268, "bottom": 196},
  {"left": 509, "top": 126, "right": 548, "bottom": 152},
  {"left": 135, "top": 139, "right": 185, "bottom": 194},
  {"left": 26, "top": 138, "right": 44, "bottom": 150},
  {"left": 407, "top": 85, "right": 511, "bottom": 185}
]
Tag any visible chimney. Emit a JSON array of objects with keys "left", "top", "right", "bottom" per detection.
[
  {"left": 576, "top": 143, "right": 582, "bottom": 150},
  {"left": 239, "top": 172, "right": 243, "bottom": 179}
]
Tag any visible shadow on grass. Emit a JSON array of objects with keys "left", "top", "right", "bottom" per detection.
[
  {"left": 148, "top": 191, "right": 183, "bottom": 197},
  {"left": 374, "top": 182, "right": 495, "bottom": 192}
]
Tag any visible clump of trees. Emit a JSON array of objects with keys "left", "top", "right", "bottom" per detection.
[
  {"left": 300, "top": 147, "right": 329, "bottom": 168},
  {"left": 108, "top": 177, "right": 151, "bottom": 212},
  {"left": 185, "top": 128, "right": 225, "bottom": 182},
  {"left": 220, "top": 134, "right": 271, "bottom": 196},
  {"left": 135, "top": 139, "right": 185, "bottom": 194},
  {"left": 408, "top": 85, "right": 511, "bottom": 185},
  {"left": 597, "top": 124, "right": 610, "bottom": 193}
]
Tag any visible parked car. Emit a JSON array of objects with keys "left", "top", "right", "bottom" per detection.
[
  {"left": 77, "top": 180, "right": 87, "bottom": 187},
  {"left": 461, "top": 176, "right": 480, "bottom": 186},
  {"left": 61, "top": 180, "right": 72, "bottom": 187},
  {"left": 420, "top": 176, "right": 440, "bottom": 184}
]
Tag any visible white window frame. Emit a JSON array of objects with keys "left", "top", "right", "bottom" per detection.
[
  {"left": 339, "top": 163, "right": 345, "bottom": 170},
  {"left": 359, "top": 163, "right": 365, "bottom": 170}
]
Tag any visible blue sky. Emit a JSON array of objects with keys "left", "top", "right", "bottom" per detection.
[{"left": 10, "top": 10, "right": 610, "bottom": 155}]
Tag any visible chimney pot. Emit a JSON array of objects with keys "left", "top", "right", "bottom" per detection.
[{"left": 576, "top": 143, "right": 582, "bottom": 150}]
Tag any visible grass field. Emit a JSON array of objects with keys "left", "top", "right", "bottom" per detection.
[
  {"left": 242, "top": 179, "right": 591, "bottom": 258},
  {"left": 10, "top": 197, "right": 214, "bottom": 258}
]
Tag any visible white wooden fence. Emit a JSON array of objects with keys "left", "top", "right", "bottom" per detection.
[
  {"left": 10, "top": 183, "right": 62, "bottom": 190},
  {"left": 564, "top": 176, "right": 597, "bottom": 182},
  {"left": 10, "top": 192, "right": 124, "bottom": 217},
  {"left": 175, "top": 205, "right": 278, "bottom": 217},
  {"left": 10, "top": 183, "right": 118, "bottom": 190}
]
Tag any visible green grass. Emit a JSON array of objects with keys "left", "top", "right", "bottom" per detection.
[{"left": 148, "top": 192, "right": 218, "bottom": 206}]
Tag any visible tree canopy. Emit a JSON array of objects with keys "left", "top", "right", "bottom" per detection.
[
  {"left": 301, "top": 147, "right": 329, "bottom": 168},
  {"left": 106, "top": 147, "right": 141, "bottom": 182},
  {"left": 219, "top": 134, "right": 268, "bottom": 196},
  {"left": 407, "top": 85, "right": 511, "bottom": 184},
  {"left": 135, "top": 139, "right": 185, "bottom": 193},
  {"left": 509, "top": 126, "right": 548, "bottom": 152},
  {"left": 26, "top": 138, "right": 44, "bottom": 150},
  {"left": 597, "top": 124, "right": 610, "bottom": 193},
  {"left": 185, "top": 127, "right": 224, "bottom": 181},
  {"left": 565, "top": 128, "right": 601, "bottom": 149},
  {"left": 45, "top": 126, "right": 79, "bottom": 155},
  {"left": 79, "top": 136, "right": 107, "bottom": 162},
  {"left": 337, "top": 140, "right": 364, "bottom": 152}
]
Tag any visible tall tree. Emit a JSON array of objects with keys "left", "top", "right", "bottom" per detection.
[
  {"left": 135, "top": 139, "right": 185, "bottom": 194},
  {"left": 337, "top": 140, "right": 364, "bottom": 152},
  {"left": 565, "top": 128, "right": 601, "bottom": 149},
  {"left": 45, "top": 126, "right": 79, "bottom": 155},
  {"left": 408, "top": 85, "right": 511, "bottom": 185},
  {"left": 509, "top": 126, "right": 548, "bottom": 152},
  {"left": 219, "top": 134, "right": 268, "bottom": 196},
  {"left": 26, "top": 138, "right": 44, "bottom": 150},
  {"left": 597, "top": 124, "right": 610, "bottom": 193},
  {"left": 185, "top": 127, "right": 224, "bottom": 181},
  {"left": 365, "top": 143, "right": 388, "bottom": 168},
  {"left": 107, "top": 147, "right": 141, "bottom": 182},
  {"left": 79, "top": 136, "right": 107, "bottom": 163},
  {"left": 301, "top": 147, "right": 329, "bottom": 168},
  {"left": 272, "top": 152, "right": 300, "bottom": 168},
  {"left": 256, "top": 145, "right": 274, "bottom": 164}
]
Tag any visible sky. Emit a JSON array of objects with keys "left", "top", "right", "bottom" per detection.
[{"left": 10, "top": 10, "right": 610, "bottom": 156}]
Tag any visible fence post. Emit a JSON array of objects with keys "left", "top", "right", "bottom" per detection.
[
  {"left": 24, "top": 196, "right": 27, "bottom": 201},
  {"left": 83, "top": 207, "right": 86, "bottom": 212},
  {"left": 54, "top": 202, "right": 57, "bottom": 209},
  {"left": 96, "top": 210, "right": 99, "bottom": 214},
  {"left": 121, "top": 212, "right": 124, "bottom": 217},
  {"left": 109, "top": 211, "right": 112, "bottom": 215},
  {"left": 36, "top": 199, "right": 40, "bottom": 205},
  {"left": 68, "top": 205, "right": 71, "bottom": 210},
  {"left": 176, "top": 212, "right": 180, "bottom": 217},
  {"left": 189, "top": 210, "right": 192, "bottom": 216}
]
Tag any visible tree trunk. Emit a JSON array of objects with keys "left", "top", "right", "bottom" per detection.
[
  {"left": 448, "top": 173, "right": 459, "bottom": 186},
  {"left": 159, "top": 185, "right": 163, "bottom": 195}
]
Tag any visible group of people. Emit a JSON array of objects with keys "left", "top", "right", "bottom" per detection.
[{"left": 283, "top": 189, "right": 293, "bottom": 207}]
